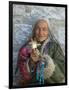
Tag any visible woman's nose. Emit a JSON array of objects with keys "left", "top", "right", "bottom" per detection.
[{"left": 39, "top": 29, "right": 43, "bottom": 35}]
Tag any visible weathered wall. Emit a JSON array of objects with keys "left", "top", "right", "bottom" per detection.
[{"left": 13, "top": 4, "right": 65, "bottom": 86}]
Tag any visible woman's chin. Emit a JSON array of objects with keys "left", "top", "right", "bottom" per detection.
[{"left": 37, "top": 38, "right": 46, "bottom": 42}]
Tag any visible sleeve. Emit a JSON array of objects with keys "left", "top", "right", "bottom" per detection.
[
  {"left": 41, "top": 54, "right": 55, "bottom": 80},
  {"left": 49, "top": 43, "right": 65, "bottom": 83},
  {"left": 18, "top": 47, "right": 31, "bottom": 81},
  {"left": 42, "top": 43, "right": 65, "bottom": 83}
]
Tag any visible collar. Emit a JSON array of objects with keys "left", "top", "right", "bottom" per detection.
[{"left": 40, "top": 37, "right": 50, "bottom": 54}]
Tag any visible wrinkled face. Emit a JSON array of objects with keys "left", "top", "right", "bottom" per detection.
[{"left": 35, "top": 21, "right": 49, "bottom": 42}]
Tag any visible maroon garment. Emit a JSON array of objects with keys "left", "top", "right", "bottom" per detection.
[
  {"left": 18, "top": 46, "right": 40, "bottom": 82},
  {"left": 18, "top": 47, "right": 31, "bottom": 81}
]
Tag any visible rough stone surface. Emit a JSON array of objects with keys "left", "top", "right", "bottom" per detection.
[{"left": 13, "top": 4, "right": 65, "bottom": 86}]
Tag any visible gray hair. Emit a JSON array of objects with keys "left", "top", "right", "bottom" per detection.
[
  {"left": 32, "top": 19, "right": 61, "bottom": 44},
  {"left": 32, "top": 19, "right": 53, "bottom": 40}
]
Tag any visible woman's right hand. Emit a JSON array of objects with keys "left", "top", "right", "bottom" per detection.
[{"left": 30, "top": 49, "right": 40, "bottom": 62}]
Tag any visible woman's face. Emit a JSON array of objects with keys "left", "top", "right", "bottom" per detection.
[{"left": 35, "top": 21, "right": 49, "bottom": 42}]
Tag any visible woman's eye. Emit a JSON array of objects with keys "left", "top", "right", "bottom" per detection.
[
  {"left": 36, "top": 28, "right": 39, "bottom": 31},
  {"left": 43, "top": 28, "right": 46, "bottom": 31}
]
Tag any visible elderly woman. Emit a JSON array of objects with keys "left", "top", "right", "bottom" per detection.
[{"left": 17, "top": 19, "right": 65, "bottom": 86}]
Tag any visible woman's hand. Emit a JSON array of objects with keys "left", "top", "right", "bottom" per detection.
[{"left": 30, "top": 49, "right": 40, "bottom": 62}]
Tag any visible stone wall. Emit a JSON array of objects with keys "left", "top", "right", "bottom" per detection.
[{"left": 13, "top": 4, "right": 65, "bottom": 86}]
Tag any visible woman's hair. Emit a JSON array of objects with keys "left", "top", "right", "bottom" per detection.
[
  {"left": 32, "top": 19, "right": 53, "bottom": 40},
  {"left": 32, "top": 19, "right": 48, "bottom": 39},
  {"left": 32, "top": 19, "right": 61, "bottom": 44}
]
